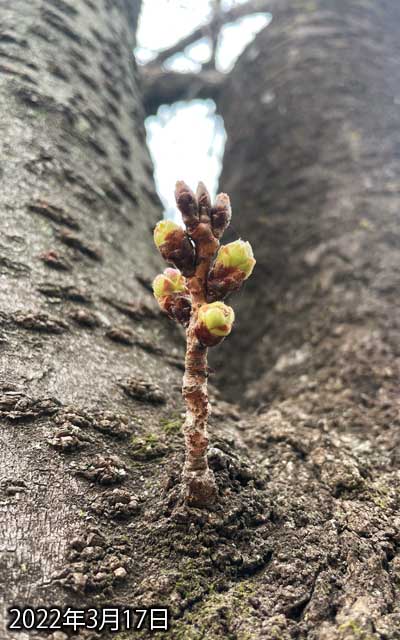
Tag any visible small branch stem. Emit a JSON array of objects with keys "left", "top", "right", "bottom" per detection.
[
  {"left": 182, "top": 232, "right": 219, "bottom": 506},
  {"left": 143, "top": 0, "right": 274, "bottom": 69}
]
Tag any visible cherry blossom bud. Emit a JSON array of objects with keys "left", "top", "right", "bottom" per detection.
[
  {"left": 153, "top": 220, "right": 179, "bottom": 248},
  {"left": 216, "top": 240, "right": 255, "bottom": 278},
  {"left": 195, "top": 301, "right": 235, "bottom": 347},
  {"left": 153, "top": 220, "right": 195, "bottom": 276},
  {"left": 207, "top": 240, "right": 256, "bottom": 301},
  {"left": 152, "top": 269, "right": 191, "bottom": 326},
  {"left": 162, "top": 294, "right": 192, "bottom": 326},
  {"left": 152, "top": 268, "right": 187, "bottom": 298},
  {"left": 175, "top": 181, "right": 198, "bottom": 232},
  {"left": 196, "top": 181, "right": 211, "bottom": 221},
  {"left": 211, "top": 193, "right": 231, "bottom": 239}
]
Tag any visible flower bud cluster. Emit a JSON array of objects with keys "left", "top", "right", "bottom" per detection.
[
  {"left": 152, "top": 181, "right": 255, "bottom": 348},
  {"left": 175, "top": 181, "right": 231, "bottom": 241}
]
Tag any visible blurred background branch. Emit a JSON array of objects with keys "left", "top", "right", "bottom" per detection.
[
  {"left": 138, "top": 0, "right": 274, "bottom": 113},
  {"left": 141, "top": 67, "right": 224, "bottom": 115}
]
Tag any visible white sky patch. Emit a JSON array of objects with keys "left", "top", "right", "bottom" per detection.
[
  {"left": 217, "top": 13, "right": 272, "bottom": 72},
  {"left": 136, "top": 0, "right": 213, "bottom": 62},
  {"left": 146, "top": 99, "right": 226, "bottom": 222},
  {"left": 135, "top": 1, "right": 271, "bottom": 218},
  {"left": 164, "top": 37, "right": 211, "bottom": 73}
]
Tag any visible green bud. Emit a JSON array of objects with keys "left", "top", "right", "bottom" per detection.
[
  {"left": 215, "top": 240, "right": 255, "bottom": 279},
  {"left": 153, "top": 219, "right": 195, "bottom": 276},
  {"left": 153, "top": 220, "right": 181, "bottom": 248},
  {"left": 152, "top": 268, "right": 186, "bottom": 299},
  {"left": 197, "top": 302, "right": 235, "bottom": 342}
]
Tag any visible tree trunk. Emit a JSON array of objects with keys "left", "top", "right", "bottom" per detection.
[
  {"left": 206, "top": 0, "right": 400, "bottom": 637},
  {"left": 216, "top": 0, "right": 400, "bottom": 404},
  {"left": 2, "top": 0, "right": 400, "bottom": 639},
  {"left": 0, "top": 0, "right": 186, "bottom": 634},
  {"left": 0, "top": 3, "right": 273, "bottom": 639}
]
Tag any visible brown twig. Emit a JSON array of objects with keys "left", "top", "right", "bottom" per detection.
[
  {"left": 152, "top": 181, "right": 254, "bottom": 507},
  {"left": 140, "top": 0, "right": 276, "bottom": 113},
  {"left": 142, "top": 67, "right": 223, "bottom": 116},
  {"left": 144, "top": 0, "right": 273, "bottom": 70},
  {"left": 180, "top": 184, "right": 219, "bottom": 505}
]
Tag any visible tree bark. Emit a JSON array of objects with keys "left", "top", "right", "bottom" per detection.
[
  {"left": 2, "top": 0, "right": 400, "bottom": 639},
  {"left": 0, "top": 0, "right": 186, "bottom": 634},
  {"left": 216, "top": 0, "right": 400, "bottom": 403},
  {"left": 0, "top": 3, "right": 272, "bottom": 639},
  {"left": 206, "top": 0, "right": 400, "bottom": 637}
]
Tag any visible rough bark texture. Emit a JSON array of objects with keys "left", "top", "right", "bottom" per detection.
[
  {"left": 0, "top": 0, "right": 186, "bottom": 634},
  {"left": 0, "top": 2, "right": 271, "bottom": 639},
  {"left": 208, "top": 0, "right": 400, "bottom": 637},
  {"left": 1, "top": 0, "right": 400, "bottom": 639}
]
